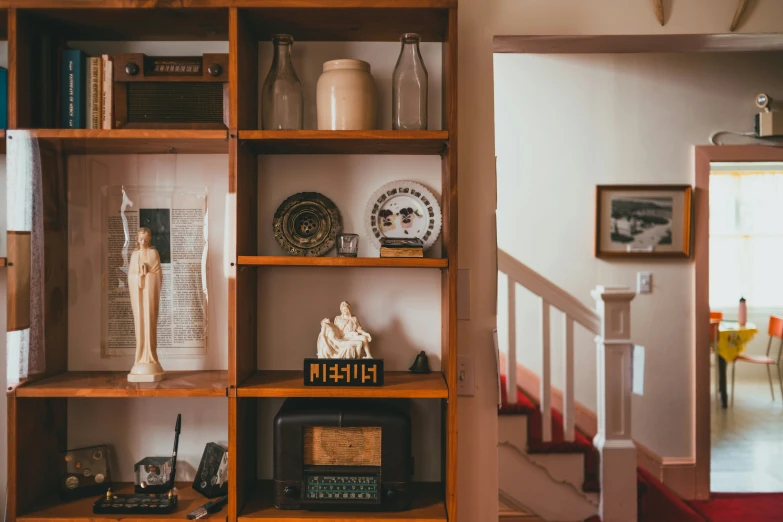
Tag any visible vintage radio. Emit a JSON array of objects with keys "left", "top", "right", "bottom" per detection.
[
  {"left": 274, "top": 398, "right": 412, "bottom": 511},
  {"left": 113, "top": 53, "right": 228, "bottom": 129}
]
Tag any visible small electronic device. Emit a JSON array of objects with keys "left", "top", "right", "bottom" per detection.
[
  {"left": 113, "top": 53, "right": 228, "bottom": 129},
  {"left": 274, "top": 399, "right": 412, "bottom": 511},
  {"left": 755, "top": 93, "right": 783, "bottom": 137},
  {"left": 192, "top": 442, "right": 228, "bottom": 498},
  {"left": 61, "top": 445, "right": 111, "bottom": 500},
  {"left": 94, "top": 414, "right": 181, "bottom": 515}
]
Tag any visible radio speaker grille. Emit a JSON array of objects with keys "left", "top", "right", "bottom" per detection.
[
  {"left": 127, "top": 83, "right": 223, "bottom": 124},
  {"left": 304, "top": 427, "right": 381, "bottom": 467}
]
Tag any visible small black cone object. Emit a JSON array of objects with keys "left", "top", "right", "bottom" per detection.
[{"left": 409, "top": 351, "right": 431, "bottom": 374}]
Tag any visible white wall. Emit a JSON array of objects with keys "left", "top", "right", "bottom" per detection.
[
  {"left": 458, "top": 0, "right": 783, "bottom": 518},
  {"left": 494, "top": 52, "right": 783, "bottom": 459}
]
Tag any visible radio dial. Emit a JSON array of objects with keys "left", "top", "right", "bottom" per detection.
[
  {"left": 208, "top": 63, "right": 222, "bottom": 77},
  {"left": 284, "top": 485, "right": 299, "bottom": 499},
  {"left": 125, "top": 62, "right": 140, "bottom": 76}
]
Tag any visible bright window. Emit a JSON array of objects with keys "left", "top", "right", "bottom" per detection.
[{"left": 710, "top": 168, "right": 783, "bottom": 309}]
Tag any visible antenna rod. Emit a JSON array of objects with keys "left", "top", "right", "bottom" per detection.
[{"left": 169, "top": 414, "right": 181, "bottom": 492}]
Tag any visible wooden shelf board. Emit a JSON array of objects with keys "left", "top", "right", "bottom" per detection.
[
  {"left": 238, "top": 256, "right": 448, "bottom": 268},
  {"left": 239, "top": 130, "right": 448, "bottom": 155},
  {"left": 238, "top": 370, "right": 448, "bottom": 398},
  {"left": 11, "top": 129, "right": 228, "bottom": 154},
  {"left": 23, "top": 7, "right": 228, "bottom": 41},
  {"left": 14, "top": 370, "right": 228, "bottom": 398},
  {"left": 493, "top": 33, "right": 783, "bottom": 54},
  {"left": 18, "top": 483, "right": 222, "bottom": 521},
  {"left": 240, "top": 7, "right": 450, "bottom": 42},
  {"left": 239, "top": 480, "right": 446, "bottom": 521}
]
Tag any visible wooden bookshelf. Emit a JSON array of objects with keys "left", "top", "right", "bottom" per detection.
[
  {"left": 17, "top": 483, "right": 222, "bottom": 522},
  {"left": 0, "top": 130, "right": 5, "bottom": 154},
  {"left": 239, "top": 481, "right": 446, "bottom": 521},
  {"left": 239, "top": 130, "right": 448, "bottom": 155},
  {"left": 238, "top": 370, "right": 448, "bottom": 398},
  {"left": 238, "top": 256, "right": 448, "bottom": 268},
  {"left": 13, "top": 370, "right": 228, "bottom": 398},
  {"left": 5, "top": 2, "right": 458, "bottom": 521}
]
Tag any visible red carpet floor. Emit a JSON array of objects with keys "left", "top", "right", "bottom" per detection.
[{"left": 690, "top": 493, "right": 783, "bottom": 522}]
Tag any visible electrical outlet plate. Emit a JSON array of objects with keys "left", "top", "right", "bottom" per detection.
[
  {"left": 457, "top": 354, "right": 475, "bottom": 396},
  {"left": 637, "top": 272, "right": 652, "bottom": 294}
]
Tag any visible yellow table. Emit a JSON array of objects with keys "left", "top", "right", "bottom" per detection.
[
  {"left": 717, "top": 321, "right": 758, "bottom": 362},
  {"left": 715, "top": 321, "right": 758, "bottom": 408}
]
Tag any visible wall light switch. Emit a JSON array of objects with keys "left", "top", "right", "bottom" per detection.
[
  {"left": 637, "top": 272, "right": 652, "bottom": 294},
  {"left": 457, "top": 354, "right": 475, "bottom": 396}
]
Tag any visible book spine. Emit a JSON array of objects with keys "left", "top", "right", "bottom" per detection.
[
  {"left": 0, "top": 67, "right": 7, "bottom": 129},
  {"left": 60, "top": 49, "right": 85, "bottom": 129},
  {"left": 101, "top": 55, "right": 113, "bottom": 129},
  {"left": 85, "top": 57, "right": 102, "bottom": 129}
]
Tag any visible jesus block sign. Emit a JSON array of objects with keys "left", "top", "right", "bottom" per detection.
[{"left": 304, "top": 359, "right": 384, "bottom": 387}]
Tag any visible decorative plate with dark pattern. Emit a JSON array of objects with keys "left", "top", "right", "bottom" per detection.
[
  {"left": 273, "top": 192, "right": 342, "bottom": 256},
  {"left": 365, "top": 181, "right": 441, "bottom": 251}
]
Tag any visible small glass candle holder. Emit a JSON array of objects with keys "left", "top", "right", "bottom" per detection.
[{"left": 337, "top": 233, "right": 359, "bottom": 257}]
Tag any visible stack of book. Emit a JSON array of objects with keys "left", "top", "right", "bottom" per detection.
[
  {"left": 380, "top": 238, "right": 424, "bottom": 258},
  {"left": 60, "top": 49, "right": 113, "bottom": 129}
]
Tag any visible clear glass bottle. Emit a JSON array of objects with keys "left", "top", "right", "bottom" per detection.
[
  {"left": 392, "top": 33, "right": 428, "bottom": 130},
  {"left": 262, "top": 34, "right": 303, "bottom": 130}
]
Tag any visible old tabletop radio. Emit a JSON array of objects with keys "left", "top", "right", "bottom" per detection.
[
  {"left": 274, "top": 398, "right": 412, "bottom": 511},
  {"left": 113, "top": 53, "right": 228, "bottom": 129}
]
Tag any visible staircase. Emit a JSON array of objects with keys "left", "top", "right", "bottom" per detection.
[{"left": 497, "top": 250, "right": 637, "bottom": 522}]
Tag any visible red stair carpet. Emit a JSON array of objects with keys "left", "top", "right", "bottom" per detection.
[{"left": 499, "top": 375, "right": 707, "bottom": 521}]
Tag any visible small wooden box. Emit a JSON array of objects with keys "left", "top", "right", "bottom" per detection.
[{"left": 303, "top": 359, "right": 384, "bottom": 387}]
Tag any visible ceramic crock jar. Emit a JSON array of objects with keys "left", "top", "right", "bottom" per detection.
[{"left": 316, "top": 59, "right": 377, "bottom": 130}]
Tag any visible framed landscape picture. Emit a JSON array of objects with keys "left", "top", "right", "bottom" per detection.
[{"left": 595, "top": 185, "right": 692, "bottom": 258}]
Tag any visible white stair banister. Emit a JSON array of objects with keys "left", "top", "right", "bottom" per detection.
[
  {"left": 563, "top": 315, "right": 575, "bottom": 443},
  {"left": 507, "top": 277, "right": 518, "bottom": 404},
  {"left": 592, "top": 285, "right": 637, "bottom": 522},
  {"left": 540, "top": 298, "right": 552, "bottom": 442}
]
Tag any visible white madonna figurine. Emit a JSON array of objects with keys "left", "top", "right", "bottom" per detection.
[
  {"left": 127, "top": 227, "right": 166, "bottom": 382},
  {"left": 317, "top": 301, "right": 373, "bottom": 359}
]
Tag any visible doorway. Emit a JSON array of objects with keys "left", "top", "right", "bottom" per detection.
[{"left": 695, "top": 146, "right": 783, "bottom": 498}]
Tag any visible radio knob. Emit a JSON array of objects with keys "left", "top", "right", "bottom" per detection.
[
  {"left": 125, "top": 62, "right": 140, "bottom": 76},
  {"left": 284, "top": 485, "right": 299, "bottom": 499},
  {"left": 207, "top": 63, "right": 222, "bottom": 77},
  {"left": 385, "top": 488, "right": 398, "bottom": 500}
]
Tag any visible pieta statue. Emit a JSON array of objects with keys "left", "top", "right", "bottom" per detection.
[
  {"left": 316, "top": 301, "right": 373, "bottom": 359},
  {"left": 127, "top": 227, "right": 166, "bottom": 382}
]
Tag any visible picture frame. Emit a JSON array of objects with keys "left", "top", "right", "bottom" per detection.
[{"left": 595, "top": 185, "right": 692, "bottom": 258}]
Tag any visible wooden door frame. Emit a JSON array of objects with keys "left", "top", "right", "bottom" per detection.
[{"left": 694, "top": 145, "right": 783, "bottom": 499}]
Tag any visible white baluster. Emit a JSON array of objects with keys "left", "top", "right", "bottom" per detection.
[
  {"left": 563, "top": 315, "right": 575, "bottom": 443},
  {"left": 592, "top": 285, "right": 637, "bottom": 522},
  {"left": 506, "top": 277, "right": 517, "bottom": 404},
  {"left": 541, "top": 298, "right": 551, "bottom": 442}
]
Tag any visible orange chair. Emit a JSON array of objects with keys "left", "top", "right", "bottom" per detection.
[
  {"left": 710, "top": 312, "right": 723, "bottom": 403},
  {"left": 731, "top": 315, "right": 783, "bottom": 405}
]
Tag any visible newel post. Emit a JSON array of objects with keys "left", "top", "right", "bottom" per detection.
[{"left": 592, "top": 285, "right": 637, "bottom": 522}]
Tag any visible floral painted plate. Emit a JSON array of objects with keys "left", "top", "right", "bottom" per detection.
[{"left": 365, "top": 181, "right": 442, "bottom": 251}]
